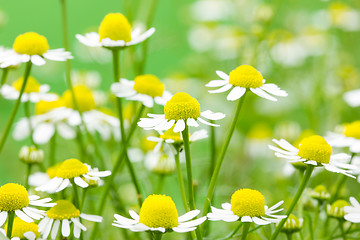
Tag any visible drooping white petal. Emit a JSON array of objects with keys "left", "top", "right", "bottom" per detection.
[
  {"left": 51, "top": 220, "right": 60, "bottom": 240},
  {"left": 74, "top": 176, "right": 89, "bottom": 188},
  {"left": 252, "top": 217, "right": 270, "bottom": 225},
  {"left": 173, "top": 120, "right": 185, "bottom": 133},
  {"left": 0, "top": 211, "right": 8, "bottom": 226},
  {"left": 80, "top": 213, "right": 103, "bottom": 222},
  {"left": 216, "top": 70, "right": 230, "bottom": 80},
  {"left": 250, "top": 88, "right": 277, "bottom": 101},
  {"left": 178, "top": 210, "right": 200, "bottom": 222},
  {"left": 15, "top": 210, "right": 33, "bottom": 223},
  {"left": 208, "top": 84, "right": 232, "bottom": 94},
  {"left": 206, "top": 80, "right": 228, "bottom": 87},
  {"left": 241, "top": 216, "right": 253, "bottom": 222},
  {"left": 227, "top": 87, "right": 246, "bottom": 101},
  {"left": 61, "top": 219, "right": 71, "bottom": 237},
  {"left": 33, "top": 122, "right": 55, "bottom": 144},
  {"left": 200, "top": 110, "right": 225, "bottom": 120},
  {"left": 31, "top": 55, "right": 46, "bottom": 66}
]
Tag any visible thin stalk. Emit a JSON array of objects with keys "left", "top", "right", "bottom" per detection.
[
  {"left": 71, "top": 180, "right": 80, "bottom": 209},
  {"left": 174, "top": 148, "right": 189, "bottom": 211},
  {"left": 270, "top": 165, "right": 315, "bottom": 240},
  {"left": 24, "top": 101, "right": 37, "bottom": 147},
  {"left": 153, "top": 232, "right": 162, "bottom": 240},
  {"left": 241, "top": 222, "right": 251, "bottom": 240},
  {"left": 202, "top": 93, "right": 247, "bottom": 218},
  {"left": 6, "top": 211, "right": 15, "bottom": 238},
  {"left": 286, "top": 233, "right": 293, "bottom": 240},
  {"left": 339, "top": 220, "right": 347, "bottom": 240},
  {"left": 0, "top": 68, "right": 9, "bottom": 87},
  {"left": 156, "top": 174, "right": 165, "bottom": 194},
  {"left": 208, "top": 120, "right": 216, "bottom": 178},
  {"left": 80, "top": 188, "right": 87, "bottom": 211},
  {"left": 49, "top": 132, "right": 56, "bottom": 167},
  {"left": 224, "top": 222, "right": 243, "bottom": 239},
  {"left": 25, "top": 164, "right": 32, "bottom": 189},
  {"left": 0, "top": 61, "right": 32, "bottom": 153}
]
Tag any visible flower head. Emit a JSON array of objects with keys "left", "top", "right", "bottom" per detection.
[
  {"left": 279, "top": 214, "right": 302, "bottom": 234},
  {"left": 2, "top": 217, "right": 40, "bottom": 240},
  {"left": 231, "top": 189, "right": 265, "bottom": 217},
  {"left": 309, "top": 185, "right": 330, "bottom": 201},
  {"left": 19, "top": 146, "right": 44, "bottom": 164},
  {"left": 327, "top": 121, "right": 360, "bottom": 153},
  {"left": 63, "top": 85, "right": 96, "bottom": 112},
  {"left": 327, "top": 200, "right": 349, "bottom": 218},
  {"left": 13, "top": 32, "right": 49, "bottom": 56}
]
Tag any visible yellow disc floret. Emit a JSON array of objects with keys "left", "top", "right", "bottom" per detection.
[
  {"left": 63, "top": 85, "right": 96, "bottom": 112},
  {"left": 298, "top": 135, "right": 332, "bottom": 164},
  {"left": 344, "top": 121, "right": 360, "bottom": 139},
  {"left": 35, "top": 98, "right": 64, "bottom": 115},
  {"left": 0, "top": 183, "right": 29, "bottom": 211},
  {"left": 98, "top": 13, "right": 132, "bottom": 42},
  {"left": 164, "top": 92, "right": 201, "bottom": 121},
  {"left": 231, "top": 189, "right": 265, "bottom": 217},
  {"left": 160, "top": 126, "right": 182, "bottom": 142},
  {"left": 46, "top": 164, "right": 60, "bottom": 179},
  {"left": 139, "top": 194, "right": 179, "bottom": 229},
  {"left": 12, "top": 76, "right": 41, "bottom": 93},
  {"left": 229, "top": 65, "right": 264, "bottom": 88},
  {"left": 5, "top": 217, "right": 40, "bottom": 238},
  {"left": 13, "top": 32, "right": 49, "bottom": 56},
  {"left": 56, "top": 158, "right": 88, "bottom": 179},
  {"left": 133, "top": 74, "right": 165, "bottom": 97},
  {"left": 47, "top": 200, "right": 80, "bottom": 220}
]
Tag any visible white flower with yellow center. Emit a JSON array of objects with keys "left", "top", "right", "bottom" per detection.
[
  {"left": 0, "top": 32, "right": 72, "bottom": 68},
  {"left": 207, "top": 189, "right": 286, "bottom": 225},
  {"left": 327, "top": 200, "right": 349, "bottom": 219},
  {"left": 145, "top": 148, "right": 176, "bottom": 174},
  {"left": 76, "top": 13, "right": 155, "bottom": 48},
  {"left": 269, "top": 135, "right": 356, "bottom": 177},
  {"left": 38, "top": 200, "right": 102, "bottom": 239},
  {"left": 0, "top": 46, "right": 19, "bottom": 68},
  {"left": 326, "top": 121, "right": 360, "bottom": 153},
  {"left": 111, "top": 75, "right": 172, "bottom": 108},
  {"left": 29, "top": 165, "right": 59, "bottom": 189},
  {"left": 0, "top": 183, "right": 55, "bottom": 226},
  {"left": 1, "top": 76, "right": 58, "bottom": 102},
  {"left": 0, "top": 217, "right": 42, "bottom": 240},
  {"left": 206, "top": 65, "right": 288, "bottom": 101},
  {"left": 138, "top": 92, "right": 225, "bottom": 133},
  {"left": 344, "top": 197, "right": 360, "bottom": 223},
  {"left": 35, "top": 158, "right": 111, "bottom": 193},
  {"left": 112, "top": 194, "right": 206, "bottom": 233},
  {"left": 344, "top": 89, "right": 360, "bottom": 107}
]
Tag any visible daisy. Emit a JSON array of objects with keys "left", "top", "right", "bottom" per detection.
[
  {"left": 344, "top": 197, "right": 360, "bottom": 223},
  {"left": 326, "top": 121, "right": 360, "bottom": 153},
  {"left": 0, "top": 217, "right": 43, "bottom": 240},
  {"left": 269, "top": 135, "right": 357, "bottom": 178},
  {"left": 35, "top": 158, "right": 111, "bottom": 193},
  {"left": 38, "top": 200, "right": 102, "bottom": 239},
  {"left": 207, "top": 188, "right": 286, "bottom": 225},
  {"left": 0, "top": 32, "right": 72, "bottom": 68},
  {"left": 1, "top": 76, "right": 58, "bottom": 102},
  {"left": 76, "top": 13, "right": 155, "bottom": 48},
  {"left": 0, "top": 46, "right": 19, "bottom": 68},
  {"left": 138, "top": 92, "right": 225, "bottom": 133},
  {"left": 0, "top": 183, "right": 55, "bottom": 226},
  {"left": 327, "top": 200, "right": 349, "bottom": 219},
  {"left": 111, "top": 75, "right": 172, "bottom": 108},
  {"left": 145, "top": 148, "right": 176, "bottom": 174},
  {"left": 344, "top": 89, "right": 360, "bottom": 107},
  {"left": 205, "top": 65, "right": 288, "bottom": 101},
  {"left": 112, "top": 194, "right": 206, "bottom": 233}
]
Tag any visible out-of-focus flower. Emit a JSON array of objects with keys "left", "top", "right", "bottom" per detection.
[
  {"left": 327, "top": 200, "right": 349, "bottom": 219},
  {"left": 190, "top": 0, "right": 234, "bottom": 22},
  {"left": 344, "top": 197, "right": 360, "bottom": 222},
  {"left": 76, "top": 13, "right": 155, "bottom": 48},
  {"left": 344, "top": 89, "right": 360, "bottom": 107},
  {"left": 138, "top": 92, "right": 225, "bottom": 133},
  {"left": 19, "top": 146, "right": 44, "bottom": 164},
  {"left": 112, "top": 194, "right": 206, "bottom": 233},
  {"left": 245, "top": 123, "right": 272, "bottom": 158},
  {"left": 1, "top": 32, "right": 72, "bottom": 68},
  {"left": 309, "top": 185, "right": 330, "bottom": 202},
  {"left": 326, "top": 121, "right": 360, "bottom": 153},
  {"left": 0, "top": 217, "right": 42, "bottom": 240},
  {"left": 207, "top": 189, "right": 286, "bottom": 225},
  {"left": 145, "top": 149, "right": 176, "bottom": 175},
  {"left": 279, "top": 214, "right": 302, "bottom": 234},
  {"left": 206, "top": 65, "right": 287, "bottom": 101},
  {"left": 39, "top": 200, "right": 102, "bottom": 239},
  {"left": 328, "top": 2, "right": 360, "bottom": 31},
  {"left": 111, "top": 75, "right": 172, "bottom": 108}
]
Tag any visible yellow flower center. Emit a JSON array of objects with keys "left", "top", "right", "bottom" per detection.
[
  {"left": 46, "top": 164, "right": 60, "bottom": 179},
  {"left": 344, "top": 121, "right": 360, "bottom": 139},
  {"left": 282, "top": 214, "right": 302, "bottom": 233},
  {"left": 160, "top": 126, "right": 182, "bottom": 142},
  {"left": 164, "top": 92, "right": 201, "bottom": 121},
  {"left": 311, "top": 185, "right": 330, "bottom": 201},
  {"left": 35, "top": 98, "right": 64, "bottom": 115},
  {"left": 327, "top": 200, "right": 349, "bottom": 218},
  {"left": 133, "top": 74, "right": 165, "bottom": 97},
  {"left": 47, "top": 200, "right": 80, "bottom": 220},
  {"left": 13, "top": 32, "right": 49, "bottom": 56},
  {"left": 63, "top": 85, "right": 96, "bottom": 112},
  {"left": 12, "top": 76, "right": 41, "bottom": 93},
  {"left": 98, "top": 13, "right": 132, "bottom": 42},
  {"left": 56, "top": 158, "right": 88, "bottom": 179},
  {"left": 298, "top": 135, "right": 332, "bottom": 164},
  {"left": 229, "top": 65, "right": 264, "bottom": 88},
  {"left": 0, "top": 183, "right": 29, "bottom": 211},
  {"left": 139, "top": 194, "right": 179, "bottom": 229},
  {"left": 141, "top": 136, "right": 158, "bottom": 151},
  {"left": 5, "top": 218, "right": 40, "bottom": 238},
  {"left": 230, "top": 189, "right": 265, "bottom": 217}
]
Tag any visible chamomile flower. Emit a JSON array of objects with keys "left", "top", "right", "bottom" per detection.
[
  {"left": 327, "top": 200, "right": 349, "bottom": 219},
  {"left": 0, "top": 32, "right": 72, "bottom": 68},
  {"left": 138, "top": 92, "right": 225, "bottom": 133},
  {"left": 269, "top": 135, "right": 356, "bottom": 177},
  {"left": 112, "top": 194, "right": 206, "bottom": 233},
  {"left": 0, "top": 183, "right": 55, "bottom": 225},
  {"left": 1, "top": 76, "right": 58, "bottom": 102},
  {"left": 207, "top": 189, "right": 286, "bottom": 225},
  {"left": 326, "top": 121, "right": 360, "bottom": 153},
  {"left": 19, "top": 146, "right": 44, "bottom": 164},
  {"left": 145, "top": 148, "right": 176, "bottom": 174},
  {"left": 344, "top": 89, "right": 360, "bottom": 107},
  {"left": 38, "top": 200, "right": 102, "bottom": 239},
  {"left": 0, "top": 46, "right": 19, "bottom": 68},
  {"left": 76, "top": 13, "right": 155, "bottom": 48},
  {"left": 29, "top": 165, "right": 59, "bottom": 189},
  {"left": 0, "top": 217, "right": 42, "bottom": 240},
  {"left": 111, "top": 75, "right": 172, "bottom": 108},
  {"left": 206, "top": 65, "right": 287, "bottom": 101},
  {"left": 344, "top": 197, "right": 360, "bottom": 223},
  {"left": 35, "top": 158, "right": 111, "bottom": 193}
]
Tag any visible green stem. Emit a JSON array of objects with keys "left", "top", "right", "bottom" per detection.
[
  {"left": 202, "top": 93, "right": 247, "bottom": 218},
  {"left": 0, "top": 61, "right": 32, "bottom": 153},
  {"left": 49, "top": 132, "right": 56, "bottom": 167},
  {"left": 339, "top": 220, "right": 347, "bottom": 240},
  {"left": 24, "top": 101, "right": 37, "bottom": 147},
  {"left": 70, "top": 179, "right": 80, "bottom": 208},
  {"left": 80, "top": 188, "right": 87, "bottom": 211},
  {"left": 270, "top": 165, "right": 315, "bottom": 240},
  {"left": 6, "top": 211, "right": 15, "bottom": 238},
  {"left": 241, "top": 222, "right": 251, "bottom": 240},
  {"left": 156, "top": 174, "right": 165, "bottom": 194},
  {"left": 25, "top": 164, "right": 32, "bottom": 189},
  {"left": 174, "top": 148, "right": 190, "bottom": 211},
  {"left": 208, "top": 120, "right": 216, "bottom": 178},
  {"left": 224, "top": 222, "right": 243, "bottom": 239},
  {"left": 0, "top": 68, "right": 9, "bottom": 87},
  {"left": 153, "top": 232, "right": 162, "bottom": 240},
  {"left": 286, "top": 233, "right": 293, "bottom": 240}
]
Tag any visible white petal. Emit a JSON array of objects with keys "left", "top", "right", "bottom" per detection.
[
  {"left": 51, "top": 220, "right": 60, "bottom": 240},
  {"left": 24, "top": 231, "right": 36, "bottom": 240},
  {"left": 261, "top": 84, "right": 288, "bottom": 97},
  {"left": 208, "top": 84, "right": 232, "bottom": 94},
  {"left": 241, "top": 216, "right": 253, "bottom": 222},
  {"left": 128, "top": 210, "right": 139, "bottom": 221},
  {"left": 216, "top": 70, "right": 230, "bottom": 80},
  {"left": 250, "top": 88, "right": 277, "bottom": 101},
  {"left": 0, "top": 211, "right": 7, "bottom": 226},
  {"left": 80, "top": 213, "right": 103, "bottom": 222},
  {"left": 31, "top": 55, "right": 46, "bottom": 66},
  {"left": 56, "top": 178, "right": 71, "bottom": 192},
  {"left": 74, "top": 176, "right": 89, "bottom": 188},
  {"left": 173, "top": 120, "right": 185, "bottom": 133},
  {"left": 252, "top": 217, "right": 270, "bottom": 225},
  {"left": 15, "top": 210, "right": 33, "bottom": 223},
  {"left": 178, "top": 210, "right": 200, "bottom": 222},
  {"left": 61, "top": 219, "right": 71, "bottom": 237},
  {"left": 33, "top": 122, "right": 55, "bottom": 144},
  {"left": 43, "top": 218, "right": 54, "bottom": 238},
  {"left": 206, "top": 80, "right": 228, "bottom": 87},
  {"left": 187, "top": 118, "right": 199, "bottom": 127},
  {"left": 200, "top": 110, "right": 225, "bottom": 120},
  {"left": 226, "top": 87, "right": 246, "bottom": 101}
]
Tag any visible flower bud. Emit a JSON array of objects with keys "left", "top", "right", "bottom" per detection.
[{"left": 19, "top": 146, "right": 44, "bottom": 164}]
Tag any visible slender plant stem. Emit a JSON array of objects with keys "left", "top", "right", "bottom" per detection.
[
  {"left": 339, "top": 220, "right": 347, "bottom": 240},
  {"left": 0, "top": 68, "right": 9, "bottom": 87},
  {"left": 71, "top": 180, "right": 80, "bottom": 209},
  {"left": 24, "top": 101, "right": 37, "bottom": 147},
  {"left": 270, "top": 165, "right": 315, "bottom": 240},
  {"left": 286, "top": 233, "right": 293, "bottom": 240},
  {"left": 0, "top": 61, "right": 32, "bottom": 153},
  {"left": 6, "top": 211, "right": 15, "bottom": 238},
  {"left": 156, "top": 174, "right": 165, "bottom": 194},
  {"left": 49, "top": 132, "right": 56, "bottom": 167},
  {"left": 208, "top": 120, "right": 216, "bottom": 178},
  {"left": 80, "top": 188, "right": 87, "bottom": 211},
  {"left": 241, "top": 222, "right": 251, "bottom": 240},
  {"left": 202, "top": 93, "right": 247, "bottom": 218},
  {"left": 25, "top": 164, "right": 32, "bottom": 189},
  {"left": 153, "top": 232, "right": 162, "bottom": 240},
  {"left": 174, "top": 148, "right": 190, "bottom": 211},
  {"left": 224, "top": 222, "right": 243, "bottom": 239}
]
